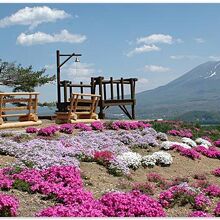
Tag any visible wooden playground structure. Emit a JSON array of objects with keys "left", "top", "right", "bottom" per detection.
[
  {"left": 0, "top": 92, "right": 42, "bottom": 129},
  {"left": 56, "top": 50, "right": 138, "bottom": 121}
]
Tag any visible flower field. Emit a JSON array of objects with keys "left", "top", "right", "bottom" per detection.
[{"left": 0, "top": 120, "right": 220, "bottom": 217}]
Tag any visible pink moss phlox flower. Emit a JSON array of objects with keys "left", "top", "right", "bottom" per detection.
[
  {"left": 74, "top": 123, "right": 92, "bottom": 131},
  {"left": 0, "top": 193, "right": 19, "bottom": 216},
  {"left": 188, "top": 211, "right": 213, "bottom": 217},
  {"left": 194, "top": 193, "right": 211, "bottom": 210},
  {"left": 147, "top": 172, "right": 164, "bottom": 183},
  {"left": 203, "top": 184, "right": 220, "bottom": 197},
  {"left": 59, "top": 124, "right": 75, "bottom": 134},
  {"left": 172, "top": 145, "right": 201, "bottom": 160},
  {"left": 0, "top": 168, "right": 14, "bottom": 190},
  {"left": 195, "top": 146, "right": 220, "bottom": 158},
  {"left": 37, "top": 125, "right": 60, "bottom": 136},
  {"left": 214, "top": 139, "right": 220, "bottom": 147},
  {"left": 94, "top": 151, "right": 114, "bottom": 164},
  {"left": 99, "top": 190, "right": 166, "bottom": 217},
  {"left": 159, "top": 184, "right": 197, "bottom": 208},
  {"left": 26, "top": 127, "right": 38, "bottom": 134},
  {"left": 214, "top": 202, "right": 220, "bottom": 216},
  {"left": 110, "top": 121, "right": 151, "bottom": 131},
  {"left": 36, "top": 202, "right": 105, "bottom": 217},
  {"left": 211, "top": 167, "right": 220, "bottom": 177},
  {"left": 168, "top": 129, "right": 193, "bottom": 138},
  {"left": 91, "top": 121, "right": 105, "bottom": 131}
]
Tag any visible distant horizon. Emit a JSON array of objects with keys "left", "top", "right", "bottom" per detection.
[{"left": 1, "top": 3, "right": 220, "bottom": 102}]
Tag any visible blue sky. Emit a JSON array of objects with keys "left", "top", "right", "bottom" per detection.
[{"left": 0, "top": 3, "right": 220, "bottom": 102}]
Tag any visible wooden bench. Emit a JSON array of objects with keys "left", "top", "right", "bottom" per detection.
[
  {"left": 0, "top": 92, "right": 42, "bottom": 129},
  {"left": 56, "top": 93, "right": 101, "bottom": 124}
]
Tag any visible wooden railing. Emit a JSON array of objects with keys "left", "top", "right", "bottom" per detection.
[{"left": 0, "top": 92, "right": 39, "bottom": 125}]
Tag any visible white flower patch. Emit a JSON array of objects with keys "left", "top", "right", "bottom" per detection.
[
  {"left": 195, "top": 138, "right": 212, "bottom": 149},
  {"left": 161, "top": 141, "right": 191, "bottom": 150},
  {"left": 117, "top": 152, "right": 142, "bottom": 170},
  {"left": 142, "top": 155, "right": 157, "bottom": 167},
  {"left": 142, "top": 151, "right": 173, "bottom": 167},
  {"left": 181, "top": 137, "right": 197, "bottom": 148},
  {"left": 152, "top": 151, "right": 173, "bottom": 166}
]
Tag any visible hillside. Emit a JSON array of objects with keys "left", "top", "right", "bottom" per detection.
[{"left": 136, "top": 61, "right": 220, "bottom": 121}]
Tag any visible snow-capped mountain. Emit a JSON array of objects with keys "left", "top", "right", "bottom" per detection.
[{"left": 136, "top": 61, "right": 220, "bottom": 119}]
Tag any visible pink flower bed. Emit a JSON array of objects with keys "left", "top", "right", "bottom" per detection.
[
  {"left": 194, "top": 193, "right": 211, "bottom": 211},
  {"left": 0, "top": 193, "right": 19, "bottom": 216},
  {"left": 211, "top": 167, "right": 220, "bottom": 177},
  {"left": 167, "top": 129, "right": 193, "bottom": 138},
  {"left": 159, "top": 184, "right": 196, "bottom": 208},
  {"left": 172, "top": 145, "right": 201, "bottom": 160},
  {"left": 26, "top": 127, "right": 38, "bottom": 134},
  {"left": 214, "top": 139, "right": 220, "bottom": 147},
  {"left": 110, "top": 121, "right": 151, "bottom": 130},
  {"left": 99, "top": 190, "right": 166, "bottom": 217},
  {"left": 195, "top": 146, "right": 220, "bottom": 158},
  {"left": 214, "top": 202, "right": 220, "bottom": 216},
  {"left": 188, "top": 211, "right": 213, "bottom": 217},
  {"left": 91, "top": 121, "right": 105, "bottom": 131},
  {"left": 0, "top": 168, "right": 14, "bottom": 190},
  {"left": 36, "top": 203, "right": 105, "bottom": 217},
  {"left": 37, "top": 125, "right": 60, "bottom": 136},
  {"left": 203, "top": 184, "right": 220, "bottom": 197},
  {"left": 94, "top": 151, "right": 114, "bottom": 165},
  {"left": 59, "top": 124, "right": 75, "bottom": 134}
]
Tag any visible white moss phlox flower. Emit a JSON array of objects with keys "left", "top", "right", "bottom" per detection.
[
  {"left": 161, "top": 141, "right": 191, "bottom": 150},
  {"left": 152, "top": 151, "right": 173, "bottom": 165},
  {"left": 181, "top": 137, "right": 197, "bottom": 148},
  {"left": 117, "top": 152, "right": 142, "bottom": 169},
  {"left": 142, "top": 155, "right": 157, "bottom": 167},
  {"left": 195, "top": 138, "right": 212, "bottom": 149}
]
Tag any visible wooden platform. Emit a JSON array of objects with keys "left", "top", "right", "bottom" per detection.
[{"left": 0, "top": 120, "right": 42, "bottom": 129}]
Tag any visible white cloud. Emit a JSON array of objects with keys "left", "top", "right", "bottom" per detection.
[
  {"left": 126, "top": 44, "right": 160, "bottom": 57},
  {"left": 137, "top": 34, "right": 173, "bottom": 45},
  {"left": 143, "top": 65, "right": 170, "bottom": 73},
  {"left": 176, "top": 38, "right": 184, "bottom": 43},
  {"left": 16, "top": 29, "right": 87, "bottom": 46},
  {"left": 138, "top": 78, "right": 149, "bottom": 84},
  {"left": 195, "top": 38, "right": 205, "bottom": 43},
  {"left": 0, "top": 6, "right": 71, "bottom": 30},
  {"left": 170, "top": 55, "right": 201, "bottom": 60},
  {"left": 208, "top": 56, "right": 220, "bottom": 61}
]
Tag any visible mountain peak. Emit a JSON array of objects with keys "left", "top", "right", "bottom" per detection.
[{"left": 136, "top": 61, "right": 220, "bottom": 119}]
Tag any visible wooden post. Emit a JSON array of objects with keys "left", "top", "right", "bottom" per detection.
[
  {"left": 121, "top": 78, "right": 124, "bottom": 99},
  {"left": 98, "top": 76, "right": 104, "bottom": 119},
  {"left": 91, "top": 77, "right": 95, "bottom": 94},
  {"left": 117, "top": 83, "right": 120, "bottom": 100},
  {"left": 27, "top": 94, "right": 32, "bottom": 121},
  {"left": 110, "top": 77, "right": 114, "bottom": 100},
  {"left": 0, "top": 94, "right": 4, "bottom": 125},
  {"left": 130, "top": 79, "right": 135, "bottom": 119},
  {"left": 80, "top": 82, "right": 83, "bottom": 99},
  {"left": 69, "top": 84, "right": 72, "bottom": 100},
  {"left": 63, "top": 81, "right": 68, "bottom": 103},
  {"left": 103, "top": 83, "right": 107, "bottom": 100},
  {"left": 57, "top": 50, "right": 61, "bottom": 109}
]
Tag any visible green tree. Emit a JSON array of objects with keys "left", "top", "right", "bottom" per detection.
[{"left": 0, "top": 59, "right": 55, "bottom": 92}]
